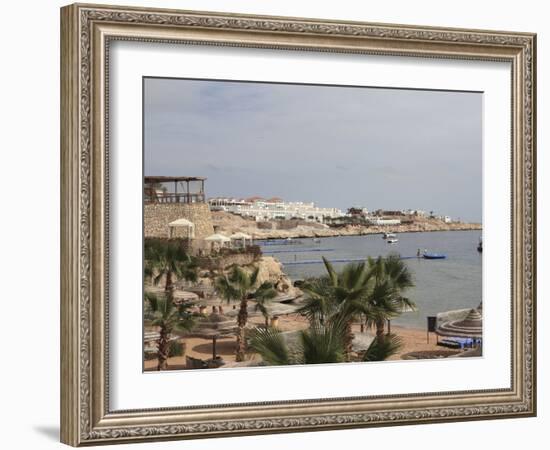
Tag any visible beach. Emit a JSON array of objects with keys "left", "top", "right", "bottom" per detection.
[{"left": 143, "top": 323, "right": 454, "bottom": 371}]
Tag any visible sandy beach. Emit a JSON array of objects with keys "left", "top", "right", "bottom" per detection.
[{"left": 143, "top": 322, "right": 458, "bottom": 371}]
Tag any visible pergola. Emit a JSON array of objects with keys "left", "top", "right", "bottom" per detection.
[
  {"left": 168, "top": 218, "right": 195, "bottom": 239},
  {"left": 204, "top": 233, "right": 231, "bottom": 249},
  {"left": 144, "top": 176, "right": 206, "bottom": 204},
  {"left": 230, "top": 231, "right": 252, "bottom": 248}
]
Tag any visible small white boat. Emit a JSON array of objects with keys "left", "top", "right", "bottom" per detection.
[
  {"left": 382, "top": 232, "right": 397, "bottom": 239},
  {"left": 387, "top": 238, "right": 399, "bottom": 244}
]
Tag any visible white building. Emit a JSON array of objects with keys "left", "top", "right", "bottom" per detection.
[
  {"left": 208, "top": 197, "right": 343, "bottom": 223},
  {"left": 368, "top": 218, "right": 402, "bottom": 226},
  {"left": 402, "top": 209, "right": 427, "bottom": 217}
]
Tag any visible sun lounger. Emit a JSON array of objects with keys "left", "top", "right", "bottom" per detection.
[
  {"left": 438, "top": 339, "right": 462, "bottom": 349},
  {"left": 438, "top": 337, "right": 475, "bottom": 349}
]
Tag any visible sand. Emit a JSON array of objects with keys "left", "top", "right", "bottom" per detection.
[{"left": 144, "top": 318, "right": 464, "bottom": 371}]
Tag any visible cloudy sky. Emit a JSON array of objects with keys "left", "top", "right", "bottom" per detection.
[{"left": 144, "top": 77, "right": 482, "bottom": 222}]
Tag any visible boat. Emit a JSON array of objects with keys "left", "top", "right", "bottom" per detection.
[
  {"left": 312, "top": 238, "right": 321, "bottom": 244},
  {"left": 423, "top": 253, "right": 446, "bottom": 259},
  {"left": 382, "top": 232, "right": 396, "bottom": 239},
  {"left": 387, "top": 238, "right": 399, "bottom": 244}
]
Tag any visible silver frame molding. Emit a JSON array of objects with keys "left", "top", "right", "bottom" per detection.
[{"left": 60, "top": 3, "right": 536, "bottom": 446}]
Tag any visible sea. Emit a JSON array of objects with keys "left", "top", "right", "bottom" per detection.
[{"left": 259, "top": 230, "right": 482, "bottom": 329}]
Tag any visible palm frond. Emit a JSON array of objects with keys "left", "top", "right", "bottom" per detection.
[
  {"left": 254, "top": 282, "right": 277, "bottom": 301},
  {"left": 249, "top": 266, "right": 260, "bottom": 287},
  {"left": 173, "top": 315, "right": 196, "bottom": 334},
  {"left": 214, "top": 275, "right": 241, "bottom": 303},
  {"left": 254, "top": 300, "right": 269, "bottom": 316},
  {"left": 322, "top": 256, "right": 339, "bottom": 287},
  {"left": 300, "top": 323, "right": 345, "bottom": 364},
  {"left": 362, "top": 334, "right": 403, "bottom": 361},
  {"left": 144, "top": 292, "right": 159, "bottom": 312},
  {"left": 153, "top": 271, "right": 165, "bottom": 287},
  {"left": 249, "top": 327, "right": 291, "bottom": 365}
]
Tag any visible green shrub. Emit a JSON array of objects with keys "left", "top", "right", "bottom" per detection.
[{"left": 168, "top": 340, "right": 186, "bottom": 357}]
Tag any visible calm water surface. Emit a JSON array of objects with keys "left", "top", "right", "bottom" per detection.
[{"left": 260, "top": 230, "right": 482, "bottom": 329}]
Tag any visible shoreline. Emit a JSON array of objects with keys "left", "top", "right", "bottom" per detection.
[{"left": 251, "top": 224, "right": 482, "bottom": 241}]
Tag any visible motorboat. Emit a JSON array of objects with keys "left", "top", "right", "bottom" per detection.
[
  {"left": 382, "top": 232, "right": 397, "bottom": 239},
  {"left": 423, "top": 253, "right": 446, "bottom": 259},
  {"left": 387, "top": 238, "right": 399, "bottom": 244}
]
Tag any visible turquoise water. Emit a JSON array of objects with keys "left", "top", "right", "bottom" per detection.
[{"left": 260, "top": 230, "right": 482, "bottom": 329}]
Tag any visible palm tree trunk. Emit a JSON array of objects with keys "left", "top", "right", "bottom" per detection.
[
  {"left": 344, "top": 320, "right": 354, "bottom": 361},
  {"left": 375, "top": 319, "right": 385, "bottom": 340},
  {"left": 235, "top": 299, "right": 248, "bottom": 362},
  {"left": 157, "top": 326, "right": 170, "bottom": 370},
  {"left": 265, "top": 316, "right": 269, "bottom": 328},
  {"left": 165, "top": 271, "right": 173, "bottom": 292}
]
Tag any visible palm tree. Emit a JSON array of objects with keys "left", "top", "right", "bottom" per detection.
[
  {"left": 215, "top": 266, "right": 277, "bottom": 362},
  {"left": 303, "top": 258, "right": 373, "bottom": 359},
  {"left": 254, "top": 281, "right": 279, "bottom": 328},
  {"left": 365, "top": 254, "right": 415, "bottom": 339},
  {"left": 249, "top": 320, "right": 346, "bottom": 365},
  {"left": 250, "top": 325, "right": 401, "bottom": 365},
  {"left": 144, "top": 291, "right": 196, "bottom": 370},
  {"left": 297, "top": 275, "right": 337, "bottom": 325},
  {"left": 144, "top": 239, "right": 198, "bottom": 292}
]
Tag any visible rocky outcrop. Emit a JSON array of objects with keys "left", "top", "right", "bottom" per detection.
[
  {"left": 254, "top": 257, "right": 301, "bottom": 298},
  {"left": 212, "top": 211, "right": 481, "bottom": 240}
]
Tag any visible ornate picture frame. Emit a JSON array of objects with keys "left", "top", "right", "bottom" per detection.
[{"left": 60, "top": 3, "right": 536, "bottom": 446}]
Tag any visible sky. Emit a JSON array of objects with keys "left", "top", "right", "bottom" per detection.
[{"left": 144, "top": 77, "right": 482, "bottom": 222}]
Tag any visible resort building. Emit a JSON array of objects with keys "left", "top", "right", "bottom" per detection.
[
  {"left": 208, "top": 197, "right": 343, "bottom": 223},
  {"left": 402, "top": 209, "right": 427, "bottom": 217},
  {"left": 144, "top": 176, "right": 214, "bottom": 240},
  {"left": 368, "top": 218, "right": 402, "bottom": 226}
]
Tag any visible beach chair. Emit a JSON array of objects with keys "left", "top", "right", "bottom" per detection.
[{"left": 438, "top": 338, "right": 462, "bottom": 349}]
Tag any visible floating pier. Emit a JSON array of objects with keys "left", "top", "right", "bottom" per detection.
[
  {"left": 282, "top": 255, "right": 438, "bottom": 265},
  {"left": 262, "top": 248, "right": 335, "bottom": 254}
]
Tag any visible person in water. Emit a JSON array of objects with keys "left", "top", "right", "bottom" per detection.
[{"left": 417, "top": 249, "right": 421, "bottom": 257}]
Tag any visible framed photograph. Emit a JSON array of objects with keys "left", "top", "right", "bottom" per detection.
[{"left": 60, "top": 3, "right": 536, "bottom": 446}]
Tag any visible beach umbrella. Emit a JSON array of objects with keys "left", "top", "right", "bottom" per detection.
[
  {"left": 186, "top": 312, "right": 236, "bottom": 359},
  {"left": 172, "top": 290, "right": 199, "bottom": 305},
  {"left": 436, "top": 308, "right": 483, "bottom": 339}
]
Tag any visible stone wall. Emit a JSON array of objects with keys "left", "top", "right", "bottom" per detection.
[{"left": 144, "top": 203, "right": 214, "bottom": 239}]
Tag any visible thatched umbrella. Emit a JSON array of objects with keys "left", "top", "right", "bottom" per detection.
[
  {"left": 187, "top": 312, "right": 235, "bottom": 359},
  {"left": 436, "top": 308, "right": 483, "bottom": 339}
]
